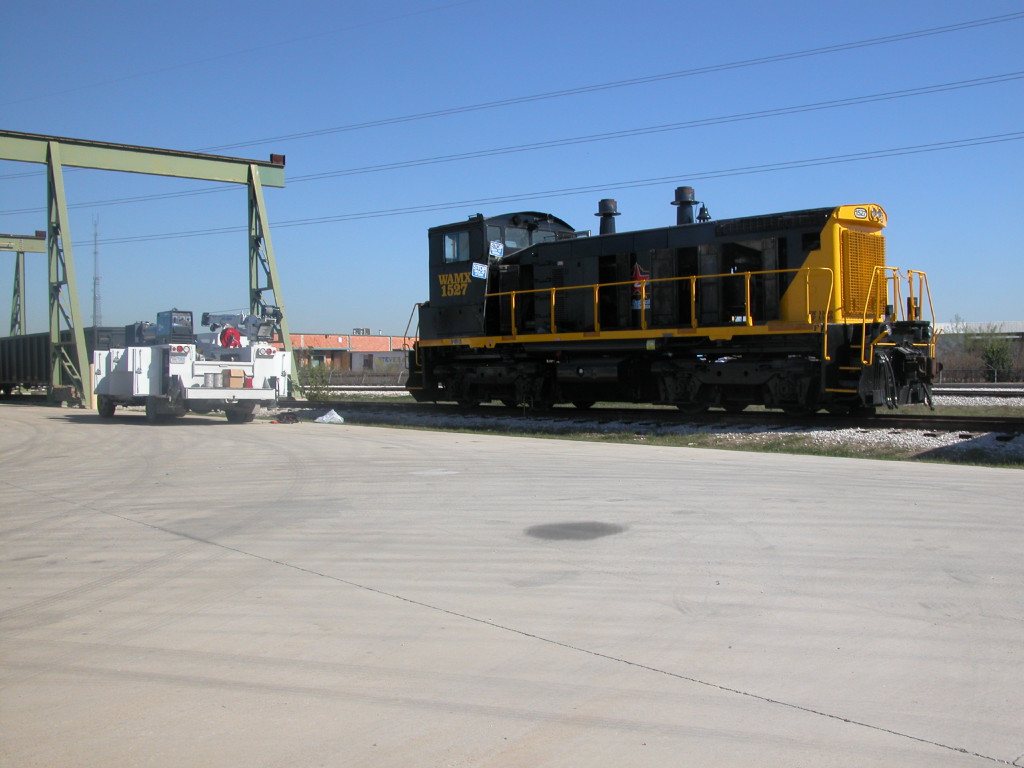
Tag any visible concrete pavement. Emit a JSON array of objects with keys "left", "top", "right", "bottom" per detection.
[{"left": 1, "top": 405, "right": 1021, "bottom": 766}]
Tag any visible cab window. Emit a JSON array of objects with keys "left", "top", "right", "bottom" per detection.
[
  {"left": 505, "top": 226, "right": 530, "bottom": 251},
  {"left": 444, "top": 230, "right": 471, "bottom": 263}
]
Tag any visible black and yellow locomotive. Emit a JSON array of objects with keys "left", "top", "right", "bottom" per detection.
[{"left": 406, "top": 187, "right": 938, "bottom": 414}]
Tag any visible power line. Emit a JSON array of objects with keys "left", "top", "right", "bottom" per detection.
[
  {"left": 1, "top": 0, "right": 487, "bottom": 110},
  {"left": 199, "top": 9, "right": 1024, "bottom": 152},
  {"left": 287, "top": 71, "right": 1024, "bottom": 181},
  {"left": 2, "top": 8, "right": 1021, "bottom": 182},
  {"left": 4, "top": 69, "right": 1021, "bottom": 217},
  {"left": 77, "top": 130, "right": 1024, "bottom": 246}
]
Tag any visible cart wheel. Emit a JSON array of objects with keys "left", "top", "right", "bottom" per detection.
[
  {"left": 225, "top": 405, "right": 256, "bottom": 423},
  {"left": 145, "top": 397, "right": 164, "bottom": 425},
  {"left": 97, "top": 396, "right": 116, "bottom": 418}
]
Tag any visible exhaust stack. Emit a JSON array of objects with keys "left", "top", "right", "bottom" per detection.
[
  {"left": 672, "top": 186, "right": 696, "bottom": 225},
  {"left": 595, "top": 198, "right": 619, "bottom": 235},
  {"left": 672, "top": 186, "right": 710, "bottom": 225}
]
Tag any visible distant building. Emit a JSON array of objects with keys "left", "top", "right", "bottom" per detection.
[
  {"left": 937, "top": 321, "right": 1024, "bottom": 338},
  {"left": 934, "top": 321, "right": 1023, "bottom": 383},
  {"left": 290, "top": 332, "right": 416, "bottom": 376}
]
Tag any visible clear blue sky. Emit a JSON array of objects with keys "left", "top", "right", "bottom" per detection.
[{"left": 2, "top": 0, "right": 1022, "bottom": 334}]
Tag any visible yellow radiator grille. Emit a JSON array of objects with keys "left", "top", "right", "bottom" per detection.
[{"left": 842, "top": 230, "right": 886, "bottom": 319}]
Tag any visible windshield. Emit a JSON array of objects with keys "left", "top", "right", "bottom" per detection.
[{"left": 488, "top": 224, "right": 561, "bottom": 256}]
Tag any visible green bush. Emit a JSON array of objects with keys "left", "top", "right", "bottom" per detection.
[{"left": 297, "top": 362, "right": 331, "bottom": 401}]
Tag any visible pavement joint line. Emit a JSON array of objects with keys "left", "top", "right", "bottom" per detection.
[
  {"left": 68, "top": 504, "right": 1011, "bottom": 767},
  {"left": 0, "top": 471, "right": 1014, "bottom": 764}
]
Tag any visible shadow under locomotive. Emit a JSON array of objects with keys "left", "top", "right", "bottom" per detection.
[{"left": 407, "top": 187, "right": 939, "bottom": 416}]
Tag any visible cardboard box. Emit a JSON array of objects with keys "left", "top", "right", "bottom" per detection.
[{"left": 223, "top": 369, "right": 245, "bottom": 389}]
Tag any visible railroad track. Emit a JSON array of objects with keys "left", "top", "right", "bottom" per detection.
[
  {"left": 280, "top": 398, "right": 1024, "bottom": 435},
  {"left": 4, "top": 390, "right": 1019, "bottom": 435},
  {"left": 932, "top": 383, "right": 1024, "bottom": 398}
]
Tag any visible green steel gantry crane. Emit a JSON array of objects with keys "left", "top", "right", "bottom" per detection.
[
  {"left": 0, "top": 130, "right": 293, "bottom": 405},
  {"left": 1, "top": 230, "right": 45, "bottom": 336}
]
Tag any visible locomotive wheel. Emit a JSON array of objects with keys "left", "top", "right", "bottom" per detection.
[
  {"left": 500, "top": 399, "right": 520, "bottom": 409},
  {"left": 781, "top": 392, "right": 821, "bottom": 417},
  {"left": 676, "top": 403, "right": 708, "bottom": 415},
  {"left": 825, "top": 401, "right": 871, "bottom": 416},
  {"left": 97, "top": 396, "right": 116, "bottom": 418},
  {"left": 722, "top": 402, "right": 747, "bottom": 414},
  {"left": 782, "top": 404, "right": 817, "bottom": 417},
  {"left": 849, "top": 404, "right": 876, "bottom": 417},
  {"left": 572, "top": 400, "right": 595, "bottom": 410}
]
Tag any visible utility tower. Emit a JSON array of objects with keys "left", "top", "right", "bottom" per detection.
[{"left": 92, "top": 216, "right": 101, "bottom": 327}]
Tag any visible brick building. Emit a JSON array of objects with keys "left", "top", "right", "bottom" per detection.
[{"left": 290, "top": 332, "right": 416, "bottom": 379}]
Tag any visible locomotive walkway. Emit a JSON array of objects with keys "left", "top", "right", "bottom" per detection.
[{"left": 1, "top": 405, "right": 1020, "bottom": 767}]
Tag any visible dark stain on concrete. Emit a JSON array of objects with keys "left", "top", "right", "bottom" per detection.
[{"left": 525, "top": 522, "right": 626, "bottom": 541}]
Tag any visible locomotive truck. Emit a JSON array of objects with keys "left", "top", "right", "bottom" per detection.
[
  {"left": 406, "top": 186, "right": 939, "bottom": 415},
  {"left": 93, "top": 309, "right": 290, "bottom": 423}
]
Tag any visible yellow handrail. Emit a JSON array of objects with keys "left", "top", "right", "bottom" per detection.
[
  {"left": 485, "top": 266, "right": 835, "bottom": 341},
  {"left": 859, "top": 266, "right": 893, "bottom": 365},
  {"left": 906, "top": 269, "right": 938, "bottom": 358},
  {"left": 859, "top": 267, "right": 936, "bottom": 364}
]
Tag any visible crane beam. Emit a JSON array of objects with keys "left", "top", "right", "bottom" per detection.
[{"left": 0, "top": 130, "right": 289, "bottom": 405}]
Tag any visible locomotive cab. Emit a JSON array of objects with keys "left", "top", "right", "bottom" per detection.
[{"left": 418, "top": 212, "right": 575, "bottom": 339}]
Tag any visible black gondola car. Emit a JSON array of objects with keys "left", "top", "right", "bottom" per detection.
[
  {"left": 0, "top": 326, "right": 126, "bottom": 395},
  {"left": 407, "top": 187, "right": 938, "bottom": 414}
]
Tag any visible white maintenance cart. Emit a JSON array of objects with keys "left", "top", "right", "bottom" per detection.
[{"left": 93, "top": 309, "right": 291, "bottom": 423}]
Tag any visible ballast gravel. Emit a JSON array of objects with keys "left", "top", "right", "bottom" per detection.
[{"left": 280, "top": 393, "right": 1023, "bottom": 466}]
